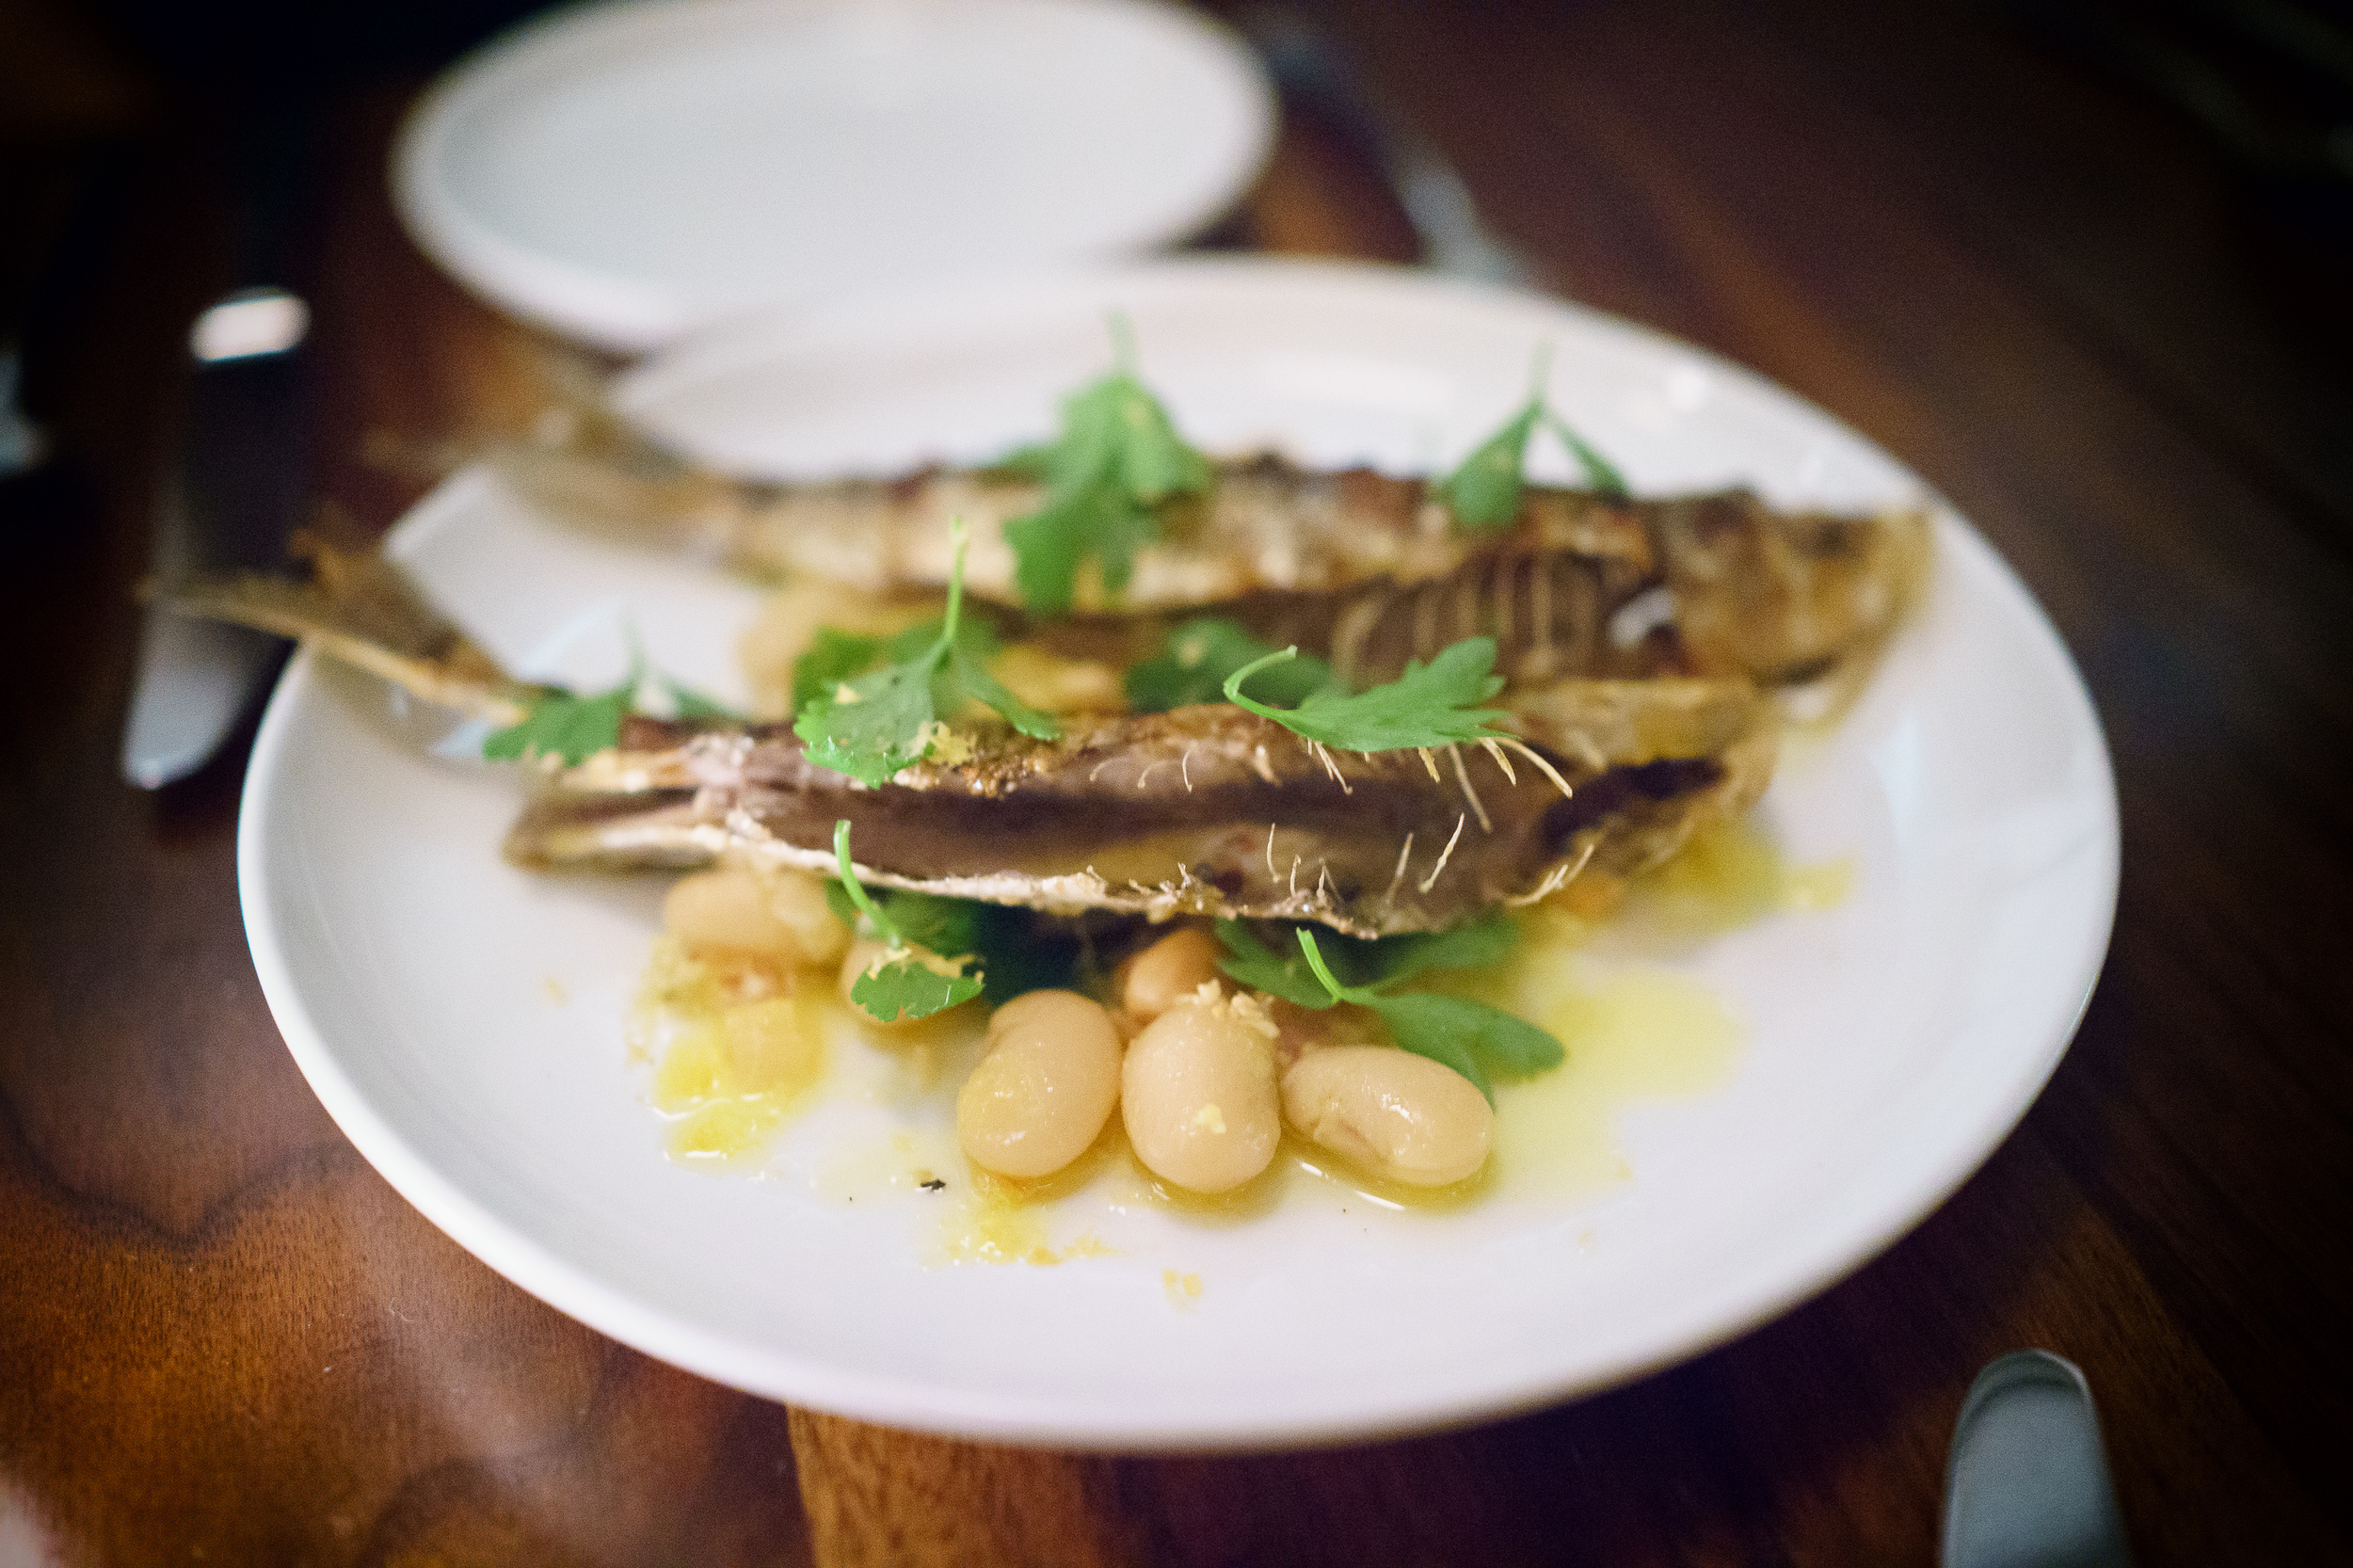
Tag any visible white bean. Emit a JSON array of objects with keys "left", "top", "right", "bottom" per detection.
[
  {"left": 1120, "top": 927, "right": 1224, "bottom": 1022},
  {"left": 1121, "top": 986, "right": 1280, "bottom": 1193},
  {"left": 1280, "top": 1046, "right": 1492, "bottom": 1187},
  {"left": 836, "top": 936, "right": 973, "bottom": 1023},
  {"left": 664, "top": 867, "right": 847, "bottom": 968},
  {"left": 957, "top": 991, "right": 1123, "bottom": 1178},
  {"left": 762, "top": 867, "right": 848, "bottom": 967},
  {"left": 664, "top": 870, "right": 798, "bottom": 962}
]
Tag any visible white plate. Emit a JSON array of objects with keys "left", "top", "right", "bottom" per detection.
[
  {"left": 392, "top": 0, "right": 1273, "bottom": 351},
  {"left": 239, "top": 259, "right": 2118, "bottom": 1448}
]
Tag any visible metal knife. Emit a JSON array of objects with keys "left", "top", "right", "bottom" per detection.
[
  {"left": 1943, "top": 1351, "right": 2135, "bottom": 1567},
  {"left": 122, "top": 285, "right": 313, "bottom": 788},
  {"left": 123, "top": 90, "right": 319, "bottom": 790}
]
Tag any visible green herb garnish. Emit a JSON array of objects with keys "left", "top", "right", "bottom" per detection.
[
  {"left": 824, "top": 880, "right": 974, "bottom": 959},
  {"left": 792, "top": 519, "right": 1061, "bottom": 787},
  {"left": 1294, "top": 928, "right": 1561, "bottom": 1099},
  {"left": 1001, "top": 317, "right": 1212, "bottom": 614},
  {"left": 1211, "top": 918, "right": 1333, "bottom": 1009},
  {"left": 483, "top": 680, "right": 633, "bottom": 766},
  {"left": 1212, "top": 915, "right": 1557, "bottom": 1099},
  {"left": 1125, "top": 617, "right": 1341, "bottom": 714},
  {"left": 1212, "top": 911, "right": 1515, "bottom": 1003},
  {"left": 831, "top": 821, "right": 984, "bottom": 1022},
  {"left": 1220, "top": 635, "right": 1512, "bottom": 753},
  {"left": 789, "top": 624, "right": 920, "bottom": 714},
  {"left": 484, "top": 646, "right": 742, "bottom": 765},
  {"left": 824, "top": 881, "right": 1078, "bottom": 1004},
  {"left": 1353, "top": 913, "right": 1523, "bottom": 984},
  {"left": 1438, "top": 347, "right": 1629, "bottom": 529}
]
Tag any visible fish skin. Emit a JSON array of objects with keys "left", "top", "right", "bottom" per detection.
[
  {"left": 504, "top": 679, "right": 1776, "bottom": 936},
  {"left": 152, "top": 471, "right": 1901, "bottom": 931},
  {"left": 149, "top": 531, "right": 536, "bottom": 724},
  {"left": 157, "top": 542, "right": 1785, "bottom": 934},
  {"left": 495, "top": 436, "right": 1929, "bottom": 694}
]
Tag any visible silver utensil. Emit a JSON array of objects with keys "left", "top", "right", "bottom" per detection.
[
  {"left": 1237, "top": 7, "right": 1535, "bottom": 286},
  {"left": 1943, "top": 1350, "right": 2134, "bottom": 1568},
  {"left": 121, "top": 287, "right": 311, "bottom": 789},
  {"left": 0, "top": 346, "right": 46, "bottom": 478}
]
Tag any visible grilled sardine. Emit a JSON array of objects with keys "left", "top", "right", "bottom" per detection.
[
  {"left": 499, "top": 408, "right": 1929, "bottom": 695},
  {"left": 163, "top": 542, "right": 1775, "bottom": 935},
  {"left": 506, "top": 680, "right": 1775, "bottom": 937}
]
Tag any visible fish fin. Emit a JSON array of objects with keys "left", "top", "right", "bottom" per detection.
[{"left": 147, "top": 529, "right": 531, "bottom": 724}]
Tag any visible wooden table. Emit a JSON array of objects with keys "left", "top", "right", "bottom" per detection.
[{"left": 5, "top": 0, "right": 2348, "bottom": 1560}]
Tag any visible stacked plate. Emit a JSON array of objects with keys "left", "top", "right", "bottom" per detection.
[{"left": 393, "top": 0, "right": 1278, "bottom": 350}]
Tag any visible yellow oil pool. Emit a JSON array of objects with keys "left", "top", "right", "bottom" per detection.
[
  {"left": 632, "top": 936, "right": 832, "bottom": 1163},
  {"left": 627, "top": 812, "right": 1851, "bottom": 1243},
  {"left": 1493, "top": 967, "right": 1743, "bottom": 1198},
  {"left": 1614, "top": 816, "right": 1856, "bottom": 943}
]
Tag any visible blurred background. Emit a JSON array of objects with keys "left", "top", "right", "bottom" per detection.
[
  {"left": 4, "top": 0, "right": 2353, "bottom": 513},
  {"left": 8, "top": 0, "right": 2350, "bottom": 766},
  {"left": 7, "top": 0, "right": 2351, "bottom": 535}
]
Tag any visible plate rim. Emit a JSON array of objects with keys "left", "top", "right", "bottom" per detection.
[
  {"left": 238, "top": 259, "right": 2121, "bottom": 1448},
  {"left": 390, "top": 0, "right": 1277, "bottom": 352}
]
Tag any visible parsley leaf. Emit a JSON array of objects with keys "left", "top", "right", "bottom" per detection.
[
  {"left": 1293, "top": 927, "right": 1561, "bottom": 1101},
  {"left": 827, "top": 881, "right": 1079, "bottom": 1004},
  {"left": 831, "top": 821, "right": 984, "bottom": 1022},
  {"left": 790, "top": 627, "right": 885, "bottom": 713},
  {"left": 944, "top": 628, "right": 1061, "bottom": 742},
  {"left": 1221, "top": 636, "right": 1511, "bottom": 753},
  {"left": 1001, "top": 319, "right": 1211, "bottom": 614},
  {"left": 850, "top": 956, "right": 985, "bottom": 1025},
  {"left": 1359, "top": 910, "right": 1521, "bottom": 985},
  {"left": 484, "top": 636, "right": 743, "bottom": 765},
  {"left": 798, "top": 659, "right": 940, "bottom": 787},
  {"left": 1126, "top": 618, "right": 1341, "bottom": 714},
  {"left": 1213, "top": 910, "right": 1518, "bottom": 1004},
  {"left": 483, "top": 679, "right": 632, "bottom": 766},
  {"left": 1545, "top": 412, "right": 1629, "bottom": 503},
  {"left": 824, "top": 880, "right": 979, "bottom": 960},
  {"left": 793, "top": 519, "right": 1062, "bottom": 786},
  {"left": 1211, "top": 920, "right": 1336, "bottom": 1010},
  {"left": 1438, "top": 349, "right": 1629, "bottom": 529},
  {"left": 847, "top": 951, "right": 984, "bottom": 1026},
  {"left": 1439, "top": 402, "right": 1545, "bottom": 531},
  {"left": 1005, "top": 485, "right": 1130, "bottom": 612},
  {"left": 1212, "top": 916, "right": 1555, "bottom": 1100}
]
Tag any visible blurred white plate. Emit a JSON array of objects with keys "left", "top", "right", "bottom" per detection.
[
  {"left": 239, "top": 259, "right": 2118, "bottom": 1448},
  {"left": 393, "top": 0, "right": 1274, "bottom": 351}
]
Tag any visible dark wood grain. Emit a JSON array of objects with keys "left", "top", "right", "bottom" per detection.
[{"left": 4, "top": 0, "right": 2348, "bottom": 1561}]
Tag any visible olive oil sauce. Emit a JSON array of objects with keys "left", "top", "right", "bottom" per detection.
[{"left": 625, "top": 814, "right": 1849, "bottom": 1258}]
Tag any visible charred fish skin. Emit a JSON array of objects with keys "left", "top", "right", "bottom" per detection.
[
  {"left": 1647, "top": 490, "right": 1932, "bottom": 690},
  {"left": 504, "top": 680, "right": 1776, "bottom": 938},
  {"left": 1047, "top": 478, "right": 1927, "bottom": 697},
  {"left": 975, "top": 482, "right": 1923, "bottom": 699},
  {"left": 159, "top": 529, "right": 1792, "bottom": 933},
  {"left": 496, "top": 430, "right": 1928, "bottom": 695},
  {"left": 152, "top": 478, "right": 1885, "bottom": 935},
  {"left": 1022, "top": 519, "right": 1679, "bottom": 697}
]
